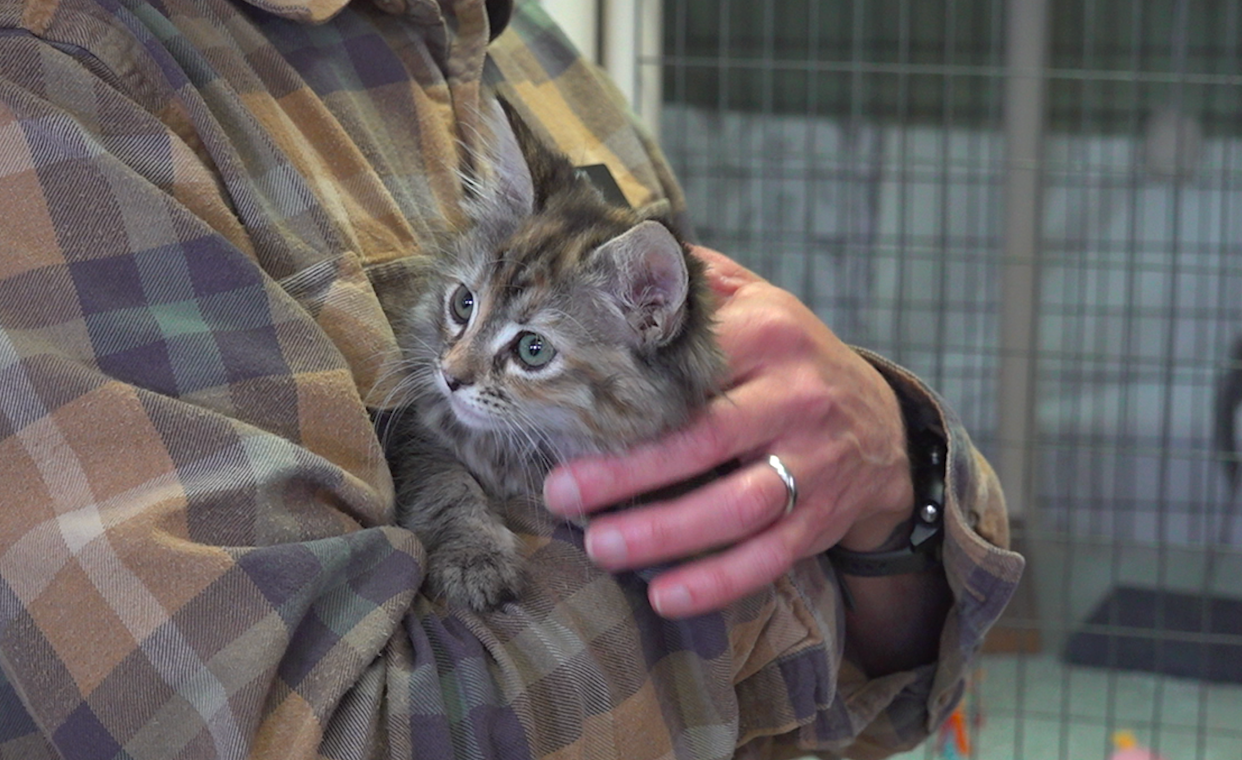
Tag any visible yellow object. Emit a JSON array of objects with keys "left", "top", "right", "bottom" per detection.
[{"left": 1113, "top": 731, "right": 1138, "bottom": 751}]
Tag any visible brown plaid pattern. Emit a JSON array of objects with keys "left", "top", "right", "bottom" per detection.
[{"left": 0, "top": 0, "right": 1023, "bottom": 757}]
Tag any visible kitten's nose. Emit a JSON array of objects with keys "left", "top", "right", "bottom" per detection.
[{"left": 442, "top": 371, "right": 466, "bottom": 391}]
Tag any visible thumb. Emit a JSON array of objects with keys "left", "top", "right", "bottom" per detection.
[{"left": 689, "top": 245, "right": 762, "bottom": 296}]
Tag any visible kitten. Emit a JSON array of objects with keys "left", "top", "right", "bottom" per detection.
[{"left": 377, "top": 99, "right": 725, "bottom": 611}]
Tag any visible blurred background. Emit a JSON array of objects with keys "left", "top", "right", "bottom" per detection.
[{"left": 543, "top": 1, "right": 1242, "bottom": 758}]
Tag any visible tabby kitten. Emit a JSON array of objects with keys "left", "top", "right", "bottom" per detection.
[{"left": 380, "top": 99, "right": 724, "bottom": 611}]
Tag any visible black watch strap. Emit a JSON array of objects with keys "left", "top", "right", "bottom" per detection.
[
  {"left": 825, "top": 456, "right": 945, "bottom": 576},
  {"left": 825, "top": 391, "right": 947, "bottom": 607}
]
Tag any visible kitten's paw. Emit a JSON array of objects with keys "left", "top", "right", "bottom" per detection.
[
  {"left": 429, "top": 530, "right": 524, "bottom": 612},
  {"left": 431, "top": 550, "right": 524, "bottom": 611}
]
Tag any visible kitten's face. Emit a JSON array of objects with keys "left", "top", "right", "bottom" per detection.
[
  {"left": 388, "top": 96, "right": 722, "bottom": 463},
  {"left": 417, "top": 218, "right": 691, "bottom": 457},
  {"left": 431, "top": 276, "right": 579, "bottom": 437}
]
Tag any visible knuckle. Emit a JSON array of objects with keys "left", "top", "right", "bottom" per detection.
[
  {"left": 749, "top": 304, "right": 802, "bottom": 347},
  {"left": 687, "top": 416, "right": 734, "bottom": 465},
  {"left": 773, "top": 288, "right": 809, "bottom": 317},
  {"left": 750, "top": 539, "right": 792, "bottom": 585},
  {"left": 700, "top": 544, "right": 785, "bottom": 606},
  {"left": 632, "top": 503, "right": 680, "bottom": 548},
  {"left": 639, "top": 518, "right": 674, "bottom": 558},
  {"left": 698, "top": 563, "right": 741, "bottom": 604},
  {"left": 781, "top": 366, "right": 835, "bottom": 421},
  {"left": 720, "top": 480, "right": 774, "bottom": 533}
]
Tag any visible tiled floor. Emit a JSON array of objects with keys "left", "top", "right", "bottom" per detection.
[{"left": 890, "top": 653, "right": 1242, "bottom": 760}]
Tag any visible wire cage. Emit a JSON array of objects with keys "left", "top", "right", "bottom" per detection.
[{"left": 558, "top": 0, "right": 1242, "bottom": 757}]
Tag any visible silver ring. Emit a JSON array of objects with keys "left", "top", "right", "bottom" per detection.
[{"left": 767, "top": 454, "right": 798, "bottom": 517}]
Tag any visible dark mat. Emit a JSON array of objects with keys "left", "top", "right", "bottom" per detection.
[{"left": 1063, "top": 585, "right": 1242, "bottom": 684}]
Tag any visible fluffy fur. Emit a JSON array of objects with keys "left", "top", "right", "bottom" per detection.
[{"left": 378, "top": 99, "right": 724, "bottom": 611}]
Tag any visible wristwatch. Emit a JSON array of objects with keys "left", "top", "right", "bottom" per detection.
[{"left": 825, "top": 390, "right": 946, "bottom": 608}]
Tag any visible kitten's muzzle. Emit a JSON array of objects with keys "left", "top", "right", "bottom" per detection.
[{"left": 443, "top": 371, "right": 470, "bottom": 392}]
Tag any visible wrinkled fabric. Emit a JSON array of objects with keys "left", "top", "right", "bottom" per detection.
[{"left": 0, "top": 0, "right": 1023, "bottom": 757}]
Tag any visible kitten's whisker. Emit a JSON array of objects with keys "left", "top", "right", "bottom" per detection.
[
  {"left": 372, "top": 363, "right": 440, "bottom": 438},
  {"left": 374, "top": 378, "right": 433, "bottom": 451},
  {"left": 492, "top": 408, "right": 544, "bottom": 466},
  {"left": 375, "top": 362, "right": 433, "bottom": 409},
  {"left": 362, "top": 353, "right": 438, "bottom": 474},
  {"left": 502, "top": 406, "right": 560, "bottom": 493}
]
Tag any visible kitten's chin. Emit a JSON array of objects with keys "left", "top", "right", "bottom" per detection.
[{"left": 448, "top": 397, "right": 501, "bottom": 432}]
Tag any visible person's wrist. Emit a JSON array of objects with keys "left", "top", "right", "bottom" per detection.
[
  {"left": 826, "top": 356, "right": 948, "bottom": 582},
  {"left": 838, "top": 366, "right": 916, "bottom": 553},
  {"left": 838, "top": 460, "right": 915, "bottom": 553}
]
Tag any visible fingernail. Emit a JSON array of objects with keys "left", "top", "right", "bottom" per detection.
[
  {"left": 543, "top": 469, "right": 582, "bottom": 515},
  {"left": 586, "top": 527, "right": 627, "bottom": 566},
  {"left": 652, "top": 584, "right": 692, "bottom": 617}
]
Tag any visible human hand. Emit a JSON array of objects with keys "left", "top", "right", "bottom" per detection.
[{"left": 542, "top": 246, "right": 916, "bottom": 618}]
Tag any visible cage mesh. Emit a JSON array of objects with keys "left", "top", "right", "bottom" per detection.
[{"left": 654, "top": 1, "right": 1242, "bottom": 757}]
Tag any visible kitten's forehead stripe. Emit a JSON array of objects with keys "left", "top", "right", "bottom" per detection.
[
  {"left": 490, "top": 219, "right": 591, "bottom": 315},
  {"left": 489, "top": 324, "right": 522, "bottom": 357},
  {"left": 494, "top": 196, "right": 636, "bottom": 287}
]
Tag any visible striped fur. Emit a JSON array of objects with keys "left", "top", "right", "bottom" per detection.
[{"left": 380, "top": 98, "right": 725, "bottom": 611}]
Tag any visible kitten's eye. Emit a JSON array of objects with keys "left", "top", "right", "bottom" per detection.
[
  {"left": 514, "top": 331, "right": 556, "bottom": 369},
  {"left": 449, "top": 285, "right": 474, "bottom": 325}
]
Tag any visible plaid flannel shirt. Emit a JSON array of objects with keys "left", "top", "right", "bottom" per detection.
[{"left": 0, "top": 0, "right": 1024, "bottom": 757}]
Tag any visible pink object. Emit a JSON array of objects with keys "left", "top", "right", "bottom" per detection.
[{"left": 1109, "top": 731, "right": 1167, "bottom": 760}]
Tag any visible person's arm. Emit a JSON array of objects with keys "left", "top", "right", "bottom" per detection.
[
  {"left": 0, "top": 23, "right": 423, "bottom": 759},
  {"left": 841, "top": 570, "right": 953, "bottom": 676},
  {"left": 542, "top": 247, "right": 1023, "bottom": 755}
]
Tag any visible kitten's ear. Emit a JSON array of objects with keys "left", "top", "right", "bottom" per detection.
[
  {"left": 594, "top": 221, "right": 690, "bottom": 347},
  {"left": 495, "top": 96, "right": 579, "bottom": 211},
  {"left": 486, "top": 97, "right": 536, "bottom": 216}
]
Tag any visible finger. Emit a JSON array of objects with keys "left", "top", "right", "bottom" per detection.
[
  {"left": 644, "top": 516, "right": 810, "bottom": 618},
  {"left": 580, "top": 458, "right": 793, "bottom": 570},
  {"left": 542, "top": 376, "right": 798, "bottom": 516},
  {"left": 689, "top": 246, "right": 762, "bottom": 296}
]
